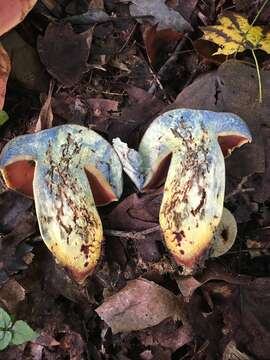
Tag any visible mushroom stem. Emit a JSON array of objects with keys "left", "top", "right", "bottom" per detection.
[
  {"left": 34, "top": 161, "right": 102, "bottom": 284},
  {"left": 159, "top": 125, "right": 225, "bottom": 272}
]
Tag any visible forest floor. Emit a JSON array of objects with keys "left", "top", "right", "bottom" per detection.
[{"left": 1, "top": 0, "right": 270, "bottom": 359}]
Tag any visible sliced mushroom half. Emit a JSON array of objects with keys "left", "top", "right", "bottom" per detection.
[
  {"left": 138, "top": 109, "right": 251, "bottom": 273},
  {"left": 0, "top": 125, "right": 123, "bottom": 283}
]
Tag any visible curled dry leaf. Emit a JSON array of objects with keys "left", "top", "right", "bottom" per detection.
[
  {"left": 0, "top": 43, "right": 11, "bottom": 110},
  {"left": 0, "top": 0, "right": 37, "bottom": 37},
  {"left": 96, "top": 278, "right": 183, "bottom": 333}
]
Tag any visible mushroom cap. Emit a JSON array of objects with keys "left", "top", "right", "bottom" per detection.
[
  {"left": 210, "top": 207, "right": 237, "bottom": 258},
  {"left": 139, "top": 109, "right": 252, "bottom": 190},
  {"left": 0, "top": 0, "right": 37, "bottom": 37},
  {"left": 0, "top": 124, "right": 123, "bottom": 205}
]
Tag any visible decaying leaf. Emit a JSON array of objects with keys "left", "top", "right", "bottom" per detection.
[
  {"left": 143, "top": 25, "right": 183, "bottom": 68},
  {"left": 127, "top": 0, "right": 193, "bottom": 32},
  {"left": 96, "top": 278, "right": 183, "bottom": 333},
  {"left": 1, "top": 31, "right": 49, "bottom": 93},
  {"left": 35, "top": 80, "right": 54, "bottom": 132},
  {"left": 201, "top": 12, "right": 270, "bottom": 55},
  {"left": 0, "top": 43, "right": 11, "bottom": 111},
  {"left": 0, "top": 111, "right": 8, "bottom": 127},
  {"left": 37, "top": 23, "right": 93, "bottom": 87},
  {"left": 0, "top": 279, "right": 25, "bottom": 314}
]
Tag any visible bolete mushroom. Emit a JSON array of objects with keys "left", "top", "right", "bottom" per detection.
[
  {"left": 114, "top": 109, "right": 251, "bottom": 273},
  {"left": 0, "top": 125, "right": 123, "bottom": 283}
]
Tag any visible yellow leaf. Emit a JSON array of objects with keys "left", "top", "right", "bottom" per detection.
[{"left": 200, "top": 12, "right": 270, "bottom": 56}]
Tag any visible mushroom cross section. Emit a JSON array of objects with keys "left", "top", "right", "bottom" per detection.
[
  {"left": 0, "top": 125, "right": 123, "bottom": 283},
  {"left": 138, "top": 109, "right": 251, "bottom": 273}
]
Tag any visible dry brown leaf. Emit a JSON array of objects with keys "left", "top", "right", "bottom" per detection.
[
  {"left": 0, "top": 279, "right": 25, "bottom": 313},
  {"left": 37, "top": 23, "right": 93, "bottom": 87},
  {"left": 143, "top": 24, "right": 183, "bottom": 68},
  {"left": 0, "top": 43, "right": 10, "bottom": 110},
  {"left": 35, "top": 80, "right": 54, "bottom": 132},
  {"left": 96, "top": 278, "right": 183, "bottom": 333},
  {"left": 0, "top": 0, "right": 37, "bottom": 37},
  {"left": 1, "top": 31, "right": 49, "bottom": 93}
]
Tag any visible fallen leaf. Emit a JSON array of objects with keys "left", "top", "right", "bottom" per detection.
[
  {"left": 64, "top": 9, "right": 110, "bottom": 26},
  {"left": 0, "top": 212, "right": 36, "bottom": 285},
  {"left": 0, "top": 191, "right": 33, "bottom": 233},
  {"left": 35, "top": 80, "right": 54, "bottom": 132},
  {"left": 0, "top": 279, "right": 25, "bottom": 313},
  {"left": 201, "top": 12, "right": 270, "bottom": 55},
  {"left": 127, "top": 0, "right": 193, "bottom": 32},
  {"left": 1, "top": 31, "right": 49, "bottom": 93},
  {"left": 204, "top": 277, "right": 270, "bottom": 358},
  {"left": 141, "top": 319, "right": 193, "bottom": 351},
  {"left": 0, "top": 111, "right": 9, "bottom": 127},
  {"left": 59, "top": 328, "right": 85, "bottom": 360},
  {"left": 193, "top": 39, "right": 226, "bottom": 64},
  {"left": 143, "top": 24, "right": 183, "bottom": 68},
  {"left": 223, "top": 340, "right": 252, "bottom": 360},
  {"left": 0, "top": 0, "right": 37, "bottom": 37},
  {"left": 96, "top": 278, "right": 183, "bottom": 333},
  {"left": 0, "top": 43, "right": 11, "bottom": 110},
  {"left": 37, "top": 23, "right": 93, "bottom": 87},
  {"left": 167, "top": 0, "right": 198, "bottom": 23},
  {"left": 52, "top": 92, "right": 88, "bottom": 125}
]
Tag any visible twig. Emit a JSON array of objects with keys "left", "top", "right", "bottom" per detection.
[
  {"left": 104, "top": 225, "right": 160, "bottom": 240},
  {"left": 148, "top": 35, "right": 188, "bottom": 94},
  {"left": 251, "top": 49, "right": 263, "bottom": 103},
  {"left": 225, "top": 175, "right": 254, "bottom": 201}
]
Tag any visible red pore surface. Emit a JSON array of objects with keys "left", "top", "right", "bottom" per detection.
[
  {"left": 143, "top": 153, "right": 172, "bottom": 191},
  {"left": 3, "top": 160, "right": 35, "bottom": 197},
  {"left": 85, "top": 170, "right": 118, "bottom": 206},
  {"left": 218, "top": 135, "right": 249, "bottom": 157},
  {"left": 3, "top": 161, "right": 117, "bottom": 206}
]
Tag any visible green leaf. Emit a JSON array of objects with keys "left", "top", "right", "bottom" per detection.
[
  {"left": 10, "top": 320, "right": 38, "bottom": 346},
  {"left": 0, "top": 330, "right": 12, "bottom": 350},
  {"left": 0, "top": 308, "right": 12, "bottom": 330},
  {"left": 0, "top": 111, "right": 8, "bottom": 127}
]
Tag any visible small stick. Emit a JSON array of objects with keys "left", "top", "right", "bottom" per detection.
[
  {"left": 148, "top": 35, "right": 188, "bottom": 94},
  {"left": 104, "top": 225, "right": 160, "bottom": 240}
]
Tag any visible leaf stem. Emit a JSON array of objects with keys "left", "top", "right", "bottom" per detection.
[
  {"left": 251, "top": 0, "right": 269, "bottom": 26},
  {"left": 251, "top": 49, "right": 262, "bottom": 103}
]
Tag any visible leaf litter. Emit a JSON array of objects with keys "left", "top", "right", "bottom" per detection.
[{"left": 1, "top": 1, "right": 270, "bottom": 359}]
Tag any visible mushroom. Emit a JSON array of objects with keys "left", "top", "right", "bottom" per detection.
[
  {"left": 210, "top": 207, "right": 237, "bottom": 258},
  {"left": 114, "top": 109, "right": 251, "bottom": 273},
  {"left": 0, "top": 125, "right": 123, "bottom": 283}
]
